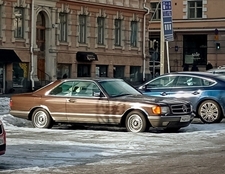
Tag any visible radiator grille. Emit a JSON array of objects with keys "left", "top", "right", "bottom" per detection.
[{"left": 171, "top": 103, "right": 192, "bottom": 114}]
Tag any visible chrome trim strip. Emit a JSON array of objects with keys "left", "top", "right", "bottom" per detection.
[
  {"left": 65, "top": 113, "right": 122, "bottom": 117},
  {"left": 10, "top": 110, "right": 29, "bottom": 115}
]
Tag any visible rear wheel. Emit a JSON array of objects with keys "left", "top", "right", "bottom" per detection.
[
  {"left": 125, "top": 111, "right": 148, "bottom": 133},
  {"left": 198, "top": 100, "right": 223, "bottom": 123},
  {"left": 32, "top": 108, "right": 53, "bottom": 128}
]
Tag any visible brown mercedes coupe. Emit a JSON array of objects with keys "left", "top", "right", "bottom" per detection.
[{"left": 10, "top": 78, "right": 195, "bottom": 132}]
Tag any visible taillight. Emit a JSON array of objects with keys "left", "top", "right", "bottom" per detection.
[
  {"left": 10, "top": 99, "right": 13, "bottom": 108},
  {"left": 3, "top": 129, "right": 6, "bottom": 144}
]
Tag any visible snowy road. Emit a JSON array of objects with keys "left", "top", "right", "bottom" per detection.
[{"left": 1, "top": 97, "right": 225, "bottom": 174}]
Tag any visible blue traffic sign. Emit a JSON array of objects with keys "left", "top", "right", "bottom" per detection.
[{"left": 162, "top": 0, "right": 174, "bottom": 42}]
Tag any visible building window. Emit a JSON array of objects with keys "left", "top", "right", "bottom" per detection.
[
  {"left": 13, "top": 63, "right": 28, "bottom": 88},
  {"left": 113, "top": 66, "right": 124, "bottom": 78},
  {"left": 188, "top": 0, "right": 203, "bottom": 19},
  {"left": 96, "top": 65, "right": 108, "bottom": 77},
  {"left": 57, "top": 64, "right": 71, "bottom": 79},
  {"left": 150, "top": 2, "right": 161, "bottom": 20},
  {"left": 130, "top": 21, "right": 138, "bottom": 47},
  {"left": 59, "top": 13, "right": 67, "bottom": 42},
  {"left": 130, "top": 66, "right": 141, "bottom": 82},
  {"left": 114, "top": 19, "right": 122, "bottom": 46},
  {"left": 97, "top": 17, "right": 105, "bottom": 45},
  {"left": 79, "top": 15, "right": 87, "bottom": 43},
  {"left": 183, "top": 35, "right": 207, "bottom": 66},
  {"left": 36, "top": 12, "right": 45, "bottom": 51},
  {"left": 77, "top": 64, "right": 90, "bottom": 77},
  {"left": 14, "top": 7, "right": 24, "bottom": 38}
]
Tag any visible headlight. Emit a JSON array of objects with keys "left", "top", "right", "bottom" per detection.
[
  {"left": 152, "top": 106, "right": 170, "bottom": 114},
  {"left": 161, "top": 106, "right": 170, "bottom": 114}
]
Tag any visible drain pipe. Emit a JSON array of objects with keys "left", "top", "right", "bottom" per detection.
[
  {"left": 30, "top": 0, "right": 35, "bottom": 91},
  {"left": 143, "top": 0, "right": 150, "bottom": 82}
]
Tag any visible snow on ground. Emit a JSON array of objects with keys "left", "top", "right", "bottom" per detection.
[{"left": 1, "top": 97, "right": 225, "bottom": 173}]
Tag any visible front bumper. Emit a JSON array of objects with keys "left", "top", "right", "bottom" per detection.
[{"left": 148, "top": 113, "right": 195, "bottom": 128}]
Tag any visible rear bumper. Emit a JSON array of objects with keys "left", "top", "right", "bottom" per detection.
[
  {"left": 0, "top": 144, "right": 6, "bottom": 155},
  {"left": 148, "top": 113, "right": 195, "bottom": 128},
  {"left": 9, "top": 110, "right": 29, "bottom": 119}
]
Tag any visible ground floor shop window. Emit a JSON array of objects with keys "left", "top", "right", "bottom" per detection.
[
  {"left": 113, "top": 66, "right": 125, "bottom": 78},
  {"left": 13, "top": 63, "right": 28, "bottom": 88},
  {"left": 77, "top": 64, "right": 91, "bottom": 77},
  {"left": 183, "top": 35, "right": 207, "bottom": 66},
  {"left": 57, "top": 64, "right": 71, "bottom": 79},
  {"left": 130, "top": 66, "right": 141, "bottom": 82},
  {"left": 96, "top": 65, "right": 108, "bottom": 77}
]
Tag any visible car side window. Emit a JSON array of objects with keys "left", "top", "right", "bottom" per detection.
[
  {"left": 202, "top": 79, "right": 215, "bottom": 86},
  {"left": 71, "top": 81, "right": 101, "bottom": 97},
  {"left": 147, "top": 76, "right": 176, "bottom": 88},
  {"left": 49, "top": 81, "right": 74, "bottom": 96},
  {"left": 176, "top": 76, "right": 203, "bottom": 87}
]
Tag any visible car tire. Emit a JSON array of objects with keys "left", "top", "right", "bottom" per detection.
[
  {"left": 32, "top": 108, "right": 54, "bottom": 128},
  {"left": 125, "top": 111, "right": 148, "bottom": 133},
  {"left": 198, "top": 100, "right": 223, "bottom": 123}
]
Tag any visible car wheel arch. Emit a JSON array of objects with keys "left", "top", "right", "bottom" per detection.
[
  {"left": 197, "top": 99, "right": 224, "bottom": 123},
  {"left": 120, "top": 108, "right": 151, "bottom": 127},
  {"left": 196, "top": 98, "right": 224, "bottom": 117},
  {"left": 28, "top": 106, "right": 53, "bottom": 121}
]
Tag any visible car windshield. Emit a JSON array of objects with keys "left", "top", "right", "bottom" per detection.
[{"left": 99, "top": 80, "right": 141, "bottom": 97}]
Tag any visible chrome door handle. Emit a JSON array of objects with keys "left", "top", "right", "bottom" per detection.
[
  {"left": 160, "top": 92, "right": 167, "bottom": 96},
  {"left": 68, "top": 99, "right": 76, "bottom": 103},
  {"left": 192, "top": 91, "right": 200, "bottom": 95}
]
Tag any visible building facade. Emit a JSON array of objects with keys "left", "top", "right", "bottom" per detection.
[
  {"left": 0, "top": 0, "right": 151, "bottom": 93},
  {"left": 148, "top": 0, "right": 225, "bottom": 73}
]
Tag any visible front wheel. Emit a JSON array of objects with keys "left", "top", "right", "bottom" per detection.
[
  {"left": 198, "top": 100, "right": 223, "bottom": 123},
  {"left": 125, "top": 111, "right": 148, "bottom": 133},
  {"left": 32, "top": 108, "right": 53, "bottom": 128}
]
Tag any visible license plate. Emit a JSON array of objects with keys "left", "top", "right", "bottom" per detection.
[{"left": 180, "top": 115, "right": 191, "bottom": 122}]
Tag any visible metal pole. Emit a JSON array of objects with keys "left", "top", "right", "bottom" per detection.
[
  {"left": 153, "top": 52, "right": 156, "bottom": 78},
  {"left": 166, "top": 41, "right": 170, "bottom": 73},
  {"left": 160, "top": 1, "right": 165, "bottom": 75}
]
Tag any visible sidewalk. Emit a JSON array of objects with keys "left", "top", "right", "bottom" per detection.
[{"left": 0, "top": 93, "right": 19, "bottom": 98}]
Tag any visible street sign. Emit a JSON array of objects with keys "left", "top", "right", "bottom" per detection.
[{"left": 162, "top": 0, "right": 174, "bottom": 42}]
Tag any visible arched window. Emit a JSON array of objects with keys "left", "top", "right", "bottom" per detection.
[{"left": 36, "top": 12, "right": 45, "bottom": 51}]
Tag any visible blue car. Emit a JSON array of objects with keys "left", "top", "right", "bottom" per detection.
[{"left": 138, "top": 71, "right": 225, "bottom": 123}]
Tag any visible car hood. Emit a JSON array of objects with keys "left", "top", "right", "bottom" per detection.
[{"left": 117, "top": 94, "right": 188, "bottom": 105}]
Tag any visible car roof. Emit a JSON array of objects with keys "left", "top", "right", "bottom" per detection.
[
  {"left": 57, "top": 77, "right": 124, "bottom": 82},
  {"left": 164, "top": 71, "right": 223, "bottom": 78},
  {"left": 207, "top": 67, "right": 225, "bottom": 72}
]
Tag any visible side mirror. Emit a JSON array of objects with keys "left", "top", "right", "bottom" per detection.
[{"left": 139, "top": 85, "right": 148, "bottom": 91}]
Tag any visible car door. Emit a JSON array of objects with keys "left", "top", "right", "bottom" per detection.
[
  {"left": 169, "top": 75, "right": 203, "bottom": 106},
  {"left": 66, "top": 80, "right": 111, "bottom": 124},
  {"left": 43, "top": 81, "right": 75, "bottom": 122},
  {"left": 140, "top": 75, "right": 177, "bottom": 98}
]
